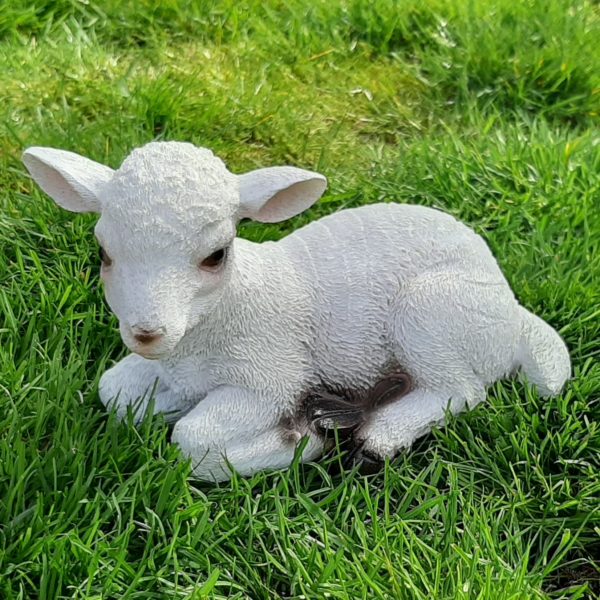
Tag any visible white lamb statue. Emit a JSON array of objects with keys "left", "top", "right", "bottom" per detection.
[{"left": 23, "top": 142, "right": 571, "bottom": 481}]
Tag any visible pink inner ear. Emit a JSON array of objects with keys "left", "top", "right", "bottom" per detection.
[
  {"left": 255, "top": 179, "right": 327, "bottom": 223},
  {"left": 28, "top": 161, "right": 98, "bottom": 213},
  {"left": 40, "top": 169, "right": 84, "bottom": 206}
]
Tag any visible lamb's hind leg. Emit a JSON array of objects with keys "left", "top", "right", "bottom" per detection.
[
  {"left": 356, "top": 271, "right": 519, "bottom": 462},
  {"left": 355, "top": 383, "right": 485, "bottom": 461}
]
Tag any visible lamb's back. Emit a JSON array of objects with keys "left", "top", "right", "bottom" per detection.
[{"left": 282, "top": 203, "right": 494, "bottom": 277}]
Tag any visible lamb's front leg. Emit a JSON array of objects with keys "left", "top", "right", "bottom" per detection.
[
  {"left": 172, "top": 386, "right": 325, "bottom": 481},
  {"left": 99, "top": 354, "right": 193, "bottom": 423}
]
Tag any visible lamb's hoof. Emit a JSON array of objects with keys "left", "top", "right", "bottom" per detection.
[
  {"left": 344, "top": 443, "right": 384, "bottom": 475},
  {"left": 304, "top": 392, "right": 364, "bottom": 439}
]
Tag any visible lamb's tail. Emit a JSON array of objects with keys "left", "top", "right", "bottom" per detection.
[{"left": 514, "top": 306, "right": 571, "bottom": 397}]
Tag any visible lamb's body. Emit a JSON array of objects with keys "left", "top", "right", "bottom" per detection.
[
  {"left": 282, "top": 203, "right": 513, "bottom": 394},
  {"left": 23, "top": 141, "right": 571, "bottom": 481}
]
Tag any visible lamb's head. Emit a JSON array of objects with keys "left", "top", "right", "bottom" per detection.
[{"left": 23, "top": 141, "right": 327, "bottom": 359}]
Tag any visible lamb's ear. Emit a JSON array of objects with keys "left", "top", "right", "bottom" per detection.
[
  {"left": 22, "top": 147, "right": 114, "bottom": 213},
  {"left": 238, "top": 166, "right": 327, "bottom": 223}
]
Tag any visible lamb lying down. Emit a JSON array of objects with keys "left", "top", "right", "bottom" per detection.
[{"left": 22, "top": 141, "right": 571, "bottom": 481}]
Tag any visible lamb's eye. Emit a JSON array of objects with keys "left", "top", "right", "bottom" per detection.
[
  {"left": 200, "top": 247, "right": 227, "bottom": 271},
  {"left": 99, "top": 246, "right": 113, "bottom": 267}
]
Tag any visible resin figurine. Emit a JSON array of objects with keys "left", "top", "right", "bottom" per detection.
[{"left": 23, "top": 142, "right": 571, "bottom": 481}]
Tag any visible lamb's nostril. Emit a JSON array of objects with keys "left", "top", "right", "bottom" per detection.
[
  {"left": 134, "top": 332, "right": 161, "bottom": 344},
  {"left": 131, "top": 326, "right": 164, "bottom": 344}
]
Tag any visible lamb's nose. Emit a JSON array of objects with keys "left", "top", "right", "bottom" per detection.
[{"left": 131, "top": 326, "right": 164, "bottom": 344}]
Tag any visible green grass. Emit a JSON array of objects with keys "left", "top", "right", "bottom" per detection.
[{"left": 1, "top": 0, "right": 599, "bottom": 598}]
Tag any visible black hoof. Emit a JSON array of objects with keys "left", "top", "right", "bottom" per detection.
[
  {"left": 304, "top": 392, "right": 364, "bottom": 439},
  {"left": 344, "top": 442, "right": 384, "bottom": 475}
]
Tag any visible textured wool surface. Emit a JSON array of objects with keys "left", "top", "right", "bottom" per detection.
[{"left": 22, "top": 141, "right": 571, "bottom": 481}]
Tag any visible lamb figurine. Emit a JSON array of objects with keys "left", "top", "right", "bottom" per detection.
[{"left": 22, "top": 141, "right": 571, "bottom": 481}]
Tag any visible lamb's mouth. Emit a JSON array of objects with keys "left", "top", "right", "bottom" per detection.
[{"left": 124, "top": 335, "right": 176, "bottom": 360}]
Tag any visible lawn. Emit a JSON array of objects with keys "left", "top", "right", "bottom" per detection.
[{"left": 0, "top": 1, "right": 599, "bottom": 598}]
